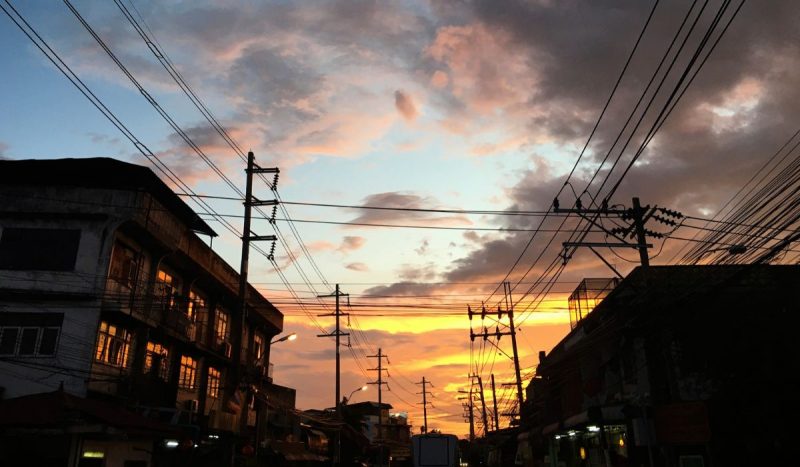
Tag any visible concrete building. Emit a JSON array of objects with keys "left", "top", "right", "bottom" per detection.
[
  {"left": 519, "top": 265, "right": 798, "bottom": 467},
  {"left": 0, "top": 158, "right": 284, "bottom": 466}
]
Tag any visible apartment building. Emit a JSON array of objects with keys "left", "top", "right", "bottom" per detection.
[{"left": 0, "top": 157, "right": 284, "bottom": 466}]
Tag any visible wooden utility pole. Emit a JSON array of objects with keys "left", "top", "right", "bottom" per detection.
[
  {"left": 368, "top": 348, "right": 389, "bottom": 467},
  {"left": 416, "top": 377, "right": 433, "bottom": 433},
  {"left": 491, "top": 373, "right": 499, "bottom": 431}
]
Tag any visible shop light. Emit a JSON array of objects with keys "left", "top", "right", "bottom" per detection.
[
  {"left": 587, "top": 425, "right": 600, "bottom": 432},
  {"left": 568, "top": 430, "right": 578, "bottom": 437},
  {"left": 208, "top": 434, "right": 220, "bottom": 440},
  {"left": 619, "top": 437, "right": 625, "bottom": 448},
  {"left": 554, "top": 435, "right": 562, "bottom": 440},
  {"left": 82, "top": 451, "right": 104, "bottom": 459},
  {"left": 579, "top": 447, "right": 587, "bottom": 460},
  {"left": 165, "top": 440, "right": 180, "bottom": 448}
]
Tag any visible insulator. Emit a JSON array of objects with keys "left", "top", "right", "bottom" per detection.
[{"left": 468, "top": 305, "right": 473, "bottom": 320}]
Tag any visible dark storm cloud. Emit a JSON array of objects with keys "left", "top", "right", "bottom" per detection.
[{"left": 408, "top": 0, "right": 800, "bottom": 287}]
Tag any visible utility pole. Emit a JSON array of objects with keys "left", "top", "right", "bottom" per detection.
[
  {"left": 468, "top": 282, "right": 524, "bottom": 421},
  {"left": 475, "top": 375, "right": 489, "bottom": 436},
  {"left": 505, "top": 282, "right": 525, "bottom": 414},
  {"left": 237, "top": 151, "right": 278, "bottom": 440},
  {"left": 631, "top": 197, "right": 650, "bottom": 267},
  {"left": 458, "top": 387, "right": 475, "bottom": 442},
  {"left": 416, "top": 377, "right": 434, "bottom": 433},
  {"left": 317, "top": 284, "right": 349, "bottom": 467},
  {"left": 553, "top": 196, "right": 683, "bottom": 272},
  {"left": 316, "top": 284, "right": 350, "bottom": 412},
  {"left": 368, "top": 348, "right": 389, "bottom": 467},
  {"left": 491, "top": 374, "right": 499, "bottom": 431}
]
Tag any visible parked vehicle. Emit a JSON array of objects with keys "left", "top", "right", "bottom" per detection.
[{"left": 411, "top": 433, "right": 459, "bottom": 467}]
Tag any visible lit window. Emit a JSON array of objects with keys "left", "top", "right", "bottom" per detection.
[
  {"left": 187, "top": 290, "right": 206, "bottom": 322},
  {"left": 94, "top": 321, "right": 131, "bottom": 367},
  {"left": 207, "top": 367, "right": 221, "bottom": 399},
  {"left": 214, "top": 309, "right": 229, "bottom": 342},
  {"left": 155, "top": 268, "right": 181, "bottom": 311},
  {"left": 144, "top": 342, "right": 169, "bottom": 380},
  {"left": 179, "top": 355, "right": 197, "bottom": 390},
  {"left": 253, "top": 333, "right": 264, "bottom": 363}
]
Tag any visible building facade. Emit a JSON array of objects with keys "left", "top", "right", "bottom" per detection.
[
  {"left": 519, "top": 265, "right": 798, "bottom": 467},
  {"left": 0, "top": 158, "right": 284, "bottom": 466}
]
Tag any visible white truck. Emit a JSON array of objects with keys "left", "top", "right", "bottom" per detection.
[{"left": 411, "top": 433, "right": 459, "bottom": 467}]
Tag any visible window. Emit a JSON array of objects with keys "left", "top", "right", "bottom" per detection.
[
  {"left": 178, "top": 355, "right": 197, "bottom": 390},
  {"left": 187, "top": 290, "right": 206, "bottom": 322},
  {"left": 155, "top": 268, "right": 181, "bottom": 311},
  {"left": 207, "top": 366, "right": 221, "bottom": 399},
  {"left": 109, "top": 242, "right": 139, "bottom": 288},
  {"left": 144, "top": 341, "right": 169, "bottom": 380},
  {"left": 0, "top": 228, "right": 81, "bottom": 271},
  {"left": 214, "top": 308, "right": 229, "bottom": 342},
  {"left": 0, "top": 312, "right": 63, "bottom": 357},
  {"left": 0, "top": 328, "right": 19, "bottom": 354},
  {"left": 94, "top": 321, "right": 131, "bottom": 368},
  {"left": 253, "top": 333, "right": 265, "bottom": 363}
]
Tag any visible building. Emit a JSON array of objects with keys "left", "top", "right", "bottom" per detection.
[
  {"left": 519, "top": 265, "right": 798, "bottom": 467},
  {"left": 0, "top": 158, "right": 284, "bottom": 466},
  {"left": 343, "top": 401, "right": 412, "bottom": 466}
]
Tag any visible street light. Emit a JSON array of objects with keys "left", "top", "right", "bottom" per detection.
[
  {"left": 271, "top": 332, "right": 297, "bottom": 344},
  {"left": 348, "top": 385, "right": 368, "bottom": 401}
]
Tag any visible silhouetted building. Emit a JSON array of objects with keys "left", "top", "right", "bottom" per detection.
[
  {"left": 0, "top": 158, "right": 284, "bottom": 466},
  {"left": 343, "top": 401, "right": 412, "bottom": 466},
  {"left": 519, "top": 265, "right": 797, "bottom": 467}
]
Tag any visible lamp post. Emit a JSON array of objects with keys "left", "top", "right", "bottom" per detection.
[
  {"left": 257, "top": 331, "right": 296, "bottom": 464},
  {"left": 347, "top": 385, "right": 368, "bottom": 402},
  {"left": 271, "top": 332, "right": 297, "bottom": 345}
]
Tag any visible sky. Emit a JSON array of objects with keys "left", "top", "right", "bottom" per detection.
[{"left": 2, "top": 0, "right": 800, "bottom": 437}]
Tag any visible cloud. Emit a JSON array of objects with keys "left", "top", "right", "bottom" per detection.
[
  {"left": 307, "top": 240, "right": 337, "bottom": 252},
  {"left": 0, "top": 142, "right": 8, "bottom": 159},
  {"left": 349, "top": 192, "right": 471, "bottom": 227},
  {"left": 394, "top": 90, "right": 418, "bottom": 121},
  {"left": 345, "top": 262, "right": 369, "bottom": 272},
  {"left": 415, "top": 239, "right": 430, "bottom": 256},
  {"left": 338, "top": 236, "right": 367, "bottom": 253}
]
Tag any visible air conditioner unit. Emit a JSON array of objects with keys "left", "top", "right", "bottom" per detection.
[
  {"left": 219, "top": 341, "right": 232, "bottom": 359},
  {"left": 184, "top": 399, "right": 199, "bottom": 413}
]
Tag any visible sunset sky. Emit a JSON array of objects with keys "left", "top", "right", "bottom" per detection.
[{"left": 2, "top": 0, "right": 799, "bottom": 436}]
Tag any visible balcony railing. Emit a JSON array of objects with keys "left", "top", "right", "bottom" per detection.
[{"left": 568, "top": 278, "right": 619, "bottom": 329}]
